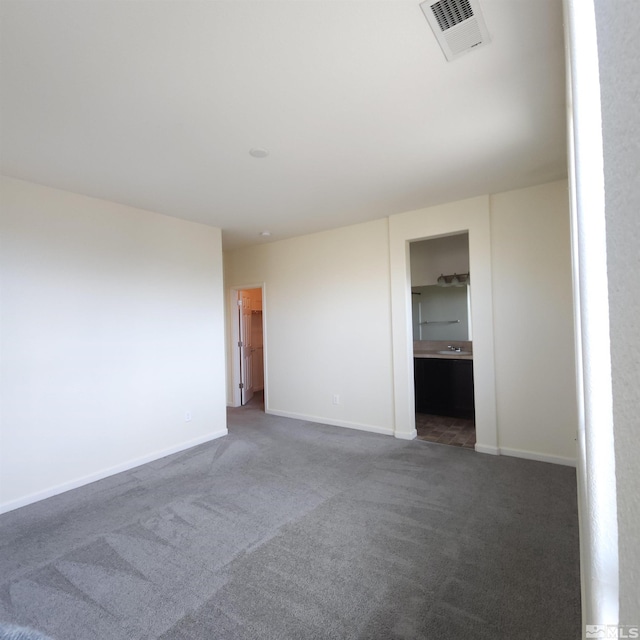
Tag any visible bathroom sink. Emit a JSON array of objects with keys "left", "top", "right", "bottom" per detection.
[{"left": 437, "top": 350, "right": 471, "bottom": 355}]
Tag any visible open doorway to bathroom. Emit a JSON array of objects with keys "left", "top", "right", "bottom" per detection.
[
  {"left": 410, "top": 233, "right": 476, "bottom": 449},
  {"left": 236, "top": 287, "right": 265, "bottom": 411}
]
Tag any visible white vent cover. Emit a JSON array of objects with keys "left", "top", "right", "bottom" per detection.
[{"left": 420, "top": 0, "right": 490, "bottom": 61}]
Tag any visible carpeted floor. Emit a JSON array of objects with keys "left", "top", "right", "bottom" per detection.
[{"left": 0, "top": 405, "right": 581, "bottom": 639}]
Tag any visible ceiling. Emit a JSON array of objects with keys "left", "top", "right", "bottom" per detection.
[{"left": 0, "top": 0, "right": 567, "bottom": 250}]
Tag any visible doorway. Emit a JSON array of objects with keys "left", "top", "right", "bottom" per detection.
[
  {"left": 410, "top": 233, "right": 476, "bottom": 449},
  {"left": 234, "top": 287, "right": 265, "bottom": 409},
  {"left": 388, "top": 197, "right": 498, "bottom": 452}
]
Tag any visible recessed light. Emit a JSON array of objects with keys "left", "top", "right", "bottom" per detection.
[
  {"left": 249, "top": 147, "right": 269, "bottom": 158},
  {"left": 259, "top": 230, "right": 271, "bottom": 237}
]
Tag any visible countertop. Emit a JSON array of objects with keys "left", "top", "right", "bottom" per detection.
[{"left": 413, "top": 349, "right": 473, "bottom": 360}]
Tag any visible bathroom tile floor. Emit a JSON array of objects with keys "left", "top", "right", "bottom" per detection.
[{"left": 415, "top": 413, "right": 476, "bottom": 449}]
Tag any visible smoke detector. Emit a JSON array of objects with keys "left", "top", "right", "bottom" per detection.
[{"left": 420, "top": 0, "right": 491, "bottom": 61}]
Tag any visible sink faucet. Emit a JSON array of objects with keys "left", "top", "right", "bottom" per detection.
[{"left": 447, "top": 345, "right": 461, "bottom": 352}]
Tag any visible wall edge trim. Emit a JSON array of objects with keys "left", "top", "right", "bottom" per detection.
[
  {"left": 499, "top": 446, "right": 577, "bottom": 467},
  {"left": 394, "top": 429, "right": 418, "bottom": 441},
  {"left": 474, "top": 443, "right": 500, "bottom": 455},
  {"left": 266, "top": 409, "right": 394, "bottom": 437},
  {"left": 0, "top": 429, "right": 229, "bottom": 515}
]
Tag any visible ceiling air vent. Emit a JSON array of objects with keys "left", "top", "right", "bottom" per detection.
[{"left": 419, "top": 0, "right": 491, "bottom": 62}]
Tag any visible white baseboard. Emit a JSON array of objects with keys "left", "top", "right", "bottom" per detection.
[
  {"left": 474, "top": 443, "right": 575, "bottom": 466},
  {"left": 475, "top": 443, "right": 500, "bottom": 455},
  {"left": 395, "top": 429, "right": 417, "bottom": 441},
  {"left": 266, "top": 409, "right": 395, "bottom": 437},
  {"left": 0, "top": 429, "right": 228, "bottom": 515},
  {"left": 499, "top": 446, "right": 577, "bottom": 467}
]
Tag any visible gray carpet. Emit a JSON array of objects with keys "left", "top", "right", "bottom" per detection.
[
  {"left": 0, "top": 404, "right": 581, "bottom": 639},
  {"left": 0, "top": 623, "right": 53, "bottom": 640}
]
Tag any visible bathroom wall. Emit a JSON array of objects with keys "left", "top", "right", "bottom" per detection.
[{"left": 410, "top": 233, "right": 469, "bottom": 287}]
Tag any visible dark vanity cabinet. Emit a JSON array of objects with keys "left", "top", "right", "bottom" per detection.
[{"left": 414, "top": 357, "right": 475, "bottom": 419}]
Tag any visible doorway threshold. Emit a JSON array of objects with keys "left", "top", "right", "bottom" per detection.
[{"left": 415, "top": 413, "right": 475, "bottom": 449}]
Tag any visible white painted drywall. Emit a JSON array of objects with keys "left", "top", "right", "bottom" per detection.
[
  {"left": 565, "top": 0, "right": 622, "bottom": 626},
  {"left": 491, "top": 181, "right": 578, "bottom": 462},
  {"left": 225, "top": 183, "right": 578, "bottom": 461},
  {"left": 0, "top": 177, "right": 227, "bottom": 512},
  {"left": 594, "top": 0, "right": 640, "bottom": 624},
  {"left": 224, "top": 218, "right": 395, "bottom": 435}
]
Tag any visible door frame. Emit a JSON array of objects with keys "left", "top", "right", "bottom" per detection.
[
  {"left": 228, "top": 284, "right": 266, "bottom": 408},
  {"left": 388, "top": 196, "right": 499, "bottom": 452}
]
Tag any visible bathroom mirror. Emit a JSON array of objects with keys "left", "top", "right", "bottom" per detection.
[
  {"left": 410, "top": 232, "right": 471, "bottom": 341},
  {"left": 411, "top": 284, "right": 471, "bottom": 341}
]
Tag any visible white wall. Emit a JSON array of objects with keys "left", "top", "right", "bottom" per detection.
[
  {"left": 390, "top": 182, "right": 576, "bottom": 460},
  {"left": 491, "top": 181, "right": 578, "bottom": 462},
  {"left": 0, "top": 177, "right": 227, "bottom": 512},
  {"left": 226, "top": 181, "right": 577, "bottom": 464},
  {"left": 595, "top": 0, "right": 640, "bottom": 623},
  {"left": 224, "top": 218, "right": 395, "bottom": 435}
]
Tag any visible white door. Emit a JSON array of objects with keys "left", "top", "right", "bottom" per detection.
[{"left": 239, "top": 292, "right": 254, "bottom": 405}]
